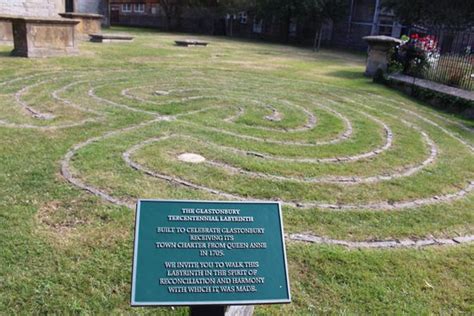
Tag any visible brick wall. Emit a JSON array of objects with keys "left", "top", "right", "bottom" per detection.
[{"left": 0, "top": 0, "right": 65, "bottom": 17}]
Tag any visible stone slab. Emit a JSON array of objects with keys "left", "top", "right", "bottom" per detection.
[
  {"left": 60, "top": 12, "right": 103, "bottom": 19},
  {"left": 226, "top": 305, "right": 255, "bottom": 316},
  {"left": 178, "top": 153, "right": 206, "bottom": 163},
  {"left": 363, "top": 35, "right": 403, "bottom": 45},
  {"left": 175, "top": 39, "right": 209, "bottom": 47},
  {"left": 89, "top": 33, "right": 134, "bottom": 43}
]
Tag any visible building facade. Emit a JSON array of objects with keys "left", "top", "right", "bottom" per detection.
[
  {"left": 109, "top": 0, "right": 220, "bottom": 34},
  {"left": 65, "top": 0, "right": 110, "bottom": 25},
  {"left": 110, "top": 0, "right": 162, "bottom": 28},
  {"left": 97, "top": 0, "right": 474, "bottom": 52},
  {"left": 107, "top": 0, "right": 402, "bottom": 49},
  {"left": 0, "top": 0, "right": 66, "bottom": 17},
  {"left": 0, "top": 1, "right": 109, "bottom": 26},
  {"left": 332, "top": 0, "right": 403, "bottom": 50}
]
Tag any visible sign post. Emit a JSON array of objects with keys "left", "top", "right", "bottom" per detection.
[{"left": 131, "top": 200, "right": 291, "bottom": 313}]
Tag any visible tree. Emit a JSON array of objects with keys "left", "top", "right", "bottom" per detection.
[
  {"left": 383, "top": 0, "right": 474, "bottom": 29},
  {"left": 160, "top": 0, "right": 218, "bottom": 31},
  {"left": 303, "top": 0, "right": 348, "bottom": 51},
  {"left": 216, "top": 0, "right": 257, "bottom": 36},
  {"left": 255, "top": 0, "right": 304, "bottom": 42},
  {"left": 217, "top": 0, "right": 255, "bottom": 12},
  {"left": 160, "top": 0, "right": 186, "bottom": 31},
  {"left": 253, "top": 0, "right": 346, "bottom": 47}
]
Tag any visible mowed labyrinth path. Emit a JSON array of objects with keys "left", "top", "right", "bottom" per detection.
[{"left": 0, "top": 39, "right": 473, "bottom": 251}]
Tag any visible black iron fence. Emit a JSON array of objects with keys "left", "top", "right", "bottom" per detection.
[
  {"left": 424, "top": 53, "right": 474, "bottom": 91},
  {"left": 409, "top": 27, "right": 474, "bottom": 54},
  {"left": 403, "top": 27, "right": 474, "bottom": 90}
]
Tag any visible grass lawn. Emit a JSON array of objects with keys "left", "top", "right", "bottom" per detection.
[{"left": 0, "top": 27, "right": 473, "bottom": 314}]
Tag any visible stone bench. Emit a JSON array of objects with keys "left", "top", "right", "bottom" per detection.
[
  {"left": 1, "top": 16, "right": 80, "bottom": 57},
  {"left": 59, "top": 13, "right": 103, "bottom": 40},
  {"left": 175, "top": 39, "right": 209, "bottom": 47},
  {"left": 387, "top": 73, "right": 474, "bottom": 118},
  {"left": 89, "top": 33, "right": 134, "bottom": 43}
]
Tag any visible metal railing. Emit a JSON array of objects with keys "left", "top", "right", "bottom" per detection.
[{"left": 424, "top": 53, "right": 473, "bottom": 91}]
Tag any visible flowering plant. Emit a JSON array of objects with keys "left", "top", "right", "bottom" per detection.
[
  {"left": 410, "top": 34, "right": 438, "bottom": 54},
  {"left": 389, "top": 33, "right": 439, "bottom": 77}
]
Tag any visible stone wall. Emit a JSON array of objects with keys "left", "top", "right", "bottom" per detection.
[
  {"left": 76, "top": 0, "right": 110, "bottom": 26},
  {"left": 0, "top": 0, "right": 65, "bottom": 17},
  {"left": 76, "top": 0, "right": 99, "bottom": 14}
]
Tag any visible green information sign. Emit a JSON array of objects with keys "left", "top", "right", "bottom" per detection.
[{"left": 131, "top": 200, "right": 291, "bottom": 306}]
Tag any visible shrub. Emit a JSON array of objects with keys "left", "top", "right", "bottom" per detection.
[
  {"left": 389, "top": 34, "right": 438, "bottom": 77},
  {"left": 373, "top": 68, "right": 387, "bottom": 84}
]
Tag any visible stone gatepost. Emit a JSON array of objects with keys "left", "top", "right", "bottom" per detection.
[{"left": 362, "top": 35, "right": 402, "bottom": 77}]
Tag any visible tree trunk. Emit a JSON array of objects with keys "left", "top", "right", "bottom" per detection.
[
  {"left": 166, "top": 15, "right": 172, "bottom": 31},
  {"left": 313, "top": 25, "right": 323, "bottom": 52},
  {"left": 285, "top": 8, "right": 291, "bottom": 43},
  {"left": 313, "top": 24, "right": 323, "bottom": 52},
  {"left": 312, "top": 29, "right": 318, "bottom": 51},
  {"left": 317, "top": 26, "right": 323, "bottom": 51}
]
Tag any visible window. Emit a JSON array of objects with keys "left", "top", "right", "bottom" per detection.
[
  {"left": 134, "top": 3, "right": 145, "bottom": 13},
  {"left": 378, "top": 17, "right": 394, "bottom": 36},
  {"left": 238, "top": 11, "right": 247, "bottom": 24},
  {"left": 65, "top": 0, "right": 74, "bottom": 12},
  {"left": 122, "top": 4, "right": 131, "bottom": 12},
  {"left": 253, "top": 18, "right": 263, "bottom": 34}
]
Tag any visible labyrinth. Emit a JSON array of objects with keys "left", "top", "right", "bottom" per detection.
[{"left": 0, "top": 31, "right": 473, "bottom": 313}]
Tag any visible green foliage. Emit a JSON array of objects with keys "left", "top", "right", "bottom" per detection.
[
  {"left": 411, "top": 86, "right": 474, "bottom": 114},
  {"left": 302, "top": 0, "right": 348, "bottom": 24},
  {"left": 254, "top": 0, "right": 347, "bottom": 24},
  {"left": 383, "top": 0, "right": 474, "bottom": 28},
  {"left": 215, "top": 0, "right": 257, "bottom": 14},
  {"left": 387, "top": 59, "right": 403, "bottom": 74},
  {"left": 390, "top": 41, "right": 430, "bottom": 77},
  {"left": 373, "top": 68, "right": 387, "bottom": 84},
  {"left": 254, "top": 0, "right": 302, "bottom": 19},
  {"left": 253, "top": 0, "right": 347, "bottom": 49}
]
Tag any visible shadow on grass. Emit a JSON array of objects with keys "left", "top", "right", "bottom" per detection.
[
  {"left": 0, "top": 46, "right": 13, "bottom": 57},
  {"left": 326, "top": 70, "right": 366, "bottom": 80}
]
